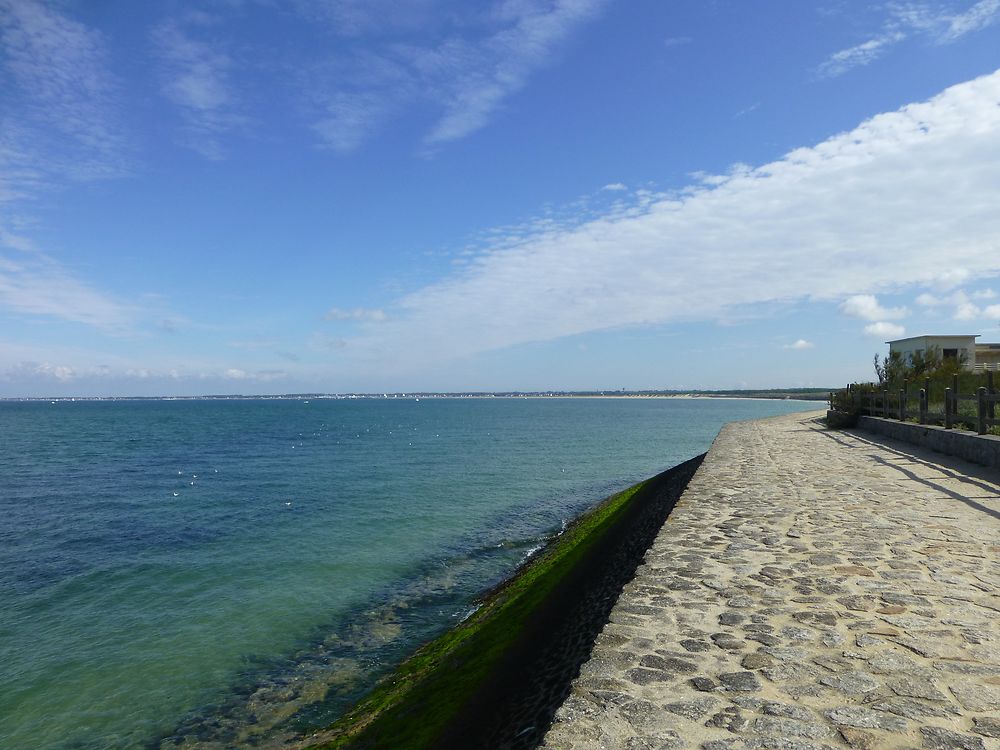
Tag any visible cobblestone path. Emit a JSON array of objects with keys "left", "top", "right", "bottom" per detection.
[{"left": 541, "top": 411, "right": 1000, "bottom": 750}]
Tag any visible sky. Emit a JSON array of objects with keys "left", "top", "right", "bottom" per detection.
[{"left": 2, "top": 0, "right": 1000, "bottom": 397}]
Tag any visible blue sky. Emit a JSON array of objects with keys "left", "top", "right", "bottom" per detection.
[{"left": 2, "top": 0, "right": 1000, "bottom": 396}]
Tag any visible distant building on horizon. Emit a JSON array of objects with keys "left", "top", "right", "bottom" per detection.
[{"left": 887, "top": 334, "right": 1000, "bottom": 372}]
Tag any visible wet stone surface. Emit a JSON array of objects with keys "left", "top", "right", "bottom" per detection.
[{"left": 541, "top": 412, "right": 1000, "bottom": 750}]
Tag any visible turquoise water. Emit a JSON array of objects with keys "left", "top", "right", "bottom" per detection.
[{"left": 0, "top": 397, "right": 819, "bottom": 749}]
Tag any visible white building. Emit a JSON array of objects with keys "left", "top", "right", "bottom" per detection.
[{"left": 887, "top": 334, "right": 1000, "bottom": 371}]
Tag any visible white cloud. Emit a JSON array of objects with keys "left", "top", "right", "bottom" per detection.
[
  {"left": 324, "top": 306, "right": 387, "bottom": 322},
  {"left": 933, "top": 267, "right": 971, "bottom": 288},
  {"left": 914, "top": 288, "right": 1000, "bottom": 320},
  {"left": 840, "top": 294, "right": 909, "bottom": 321},
  {"left": 953, "top": 290, "right": 981, "bottom": 319},
  {"left": 954, "top": 302, "right": 980, "bottom": 319},
  {"left": 1, "top": 358, "right": 290, "bottom": 393},
  {"left": 864, "top": 322, "right": 906, "bottom": 338},
  {"left": 217, "top": 367, "right": 287, "bottom": 383},
  {"left": 946, "top": 289, "right": 1000, "bottom": 320},
  {"left": 335, "top": 70, "right": 1000, "bottom": 373},
  {"left": 308, "top": 0, "right": 607, "bottom": 152},
  {"left": 152, "top": 19, "right": 243, "bottom": 159},
  {"left": 916, "top": 292, "right": 943, "bottom": 306},
  {"left": 784, "top": 339, "right": 815, "bottom": 350},
  {"left": 34, "top": 362, "right": 76, "bottom": 381},
  {"left": 983, "top": 303, "right": 1000, "bottom": 318},
  {"left": 601, "top": 182, "right": 627, "bottom": 191}
]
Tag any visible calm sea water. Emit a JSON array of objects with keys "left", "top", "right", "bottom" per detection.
[{"left": 0, "top": 397, "right": 820, "bottom": 750}]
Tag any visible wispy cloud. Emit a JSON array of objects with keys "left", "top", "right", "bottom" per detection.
[
  {"left": 293, "top": 0, "right": 442, "bottom": 37},
  {"left": 308, "top": 0, "right": 607, "bottom": 152},
  {"left": 312, "top": 90, "right": 400, "bottom": 154},
  {"left": 947, "top": 0, "right": 1000, "bottom": 36},
  {"left": 334, "top": 70, "right": 1000, "bottom": 374},
  {"left": 0, "top": 254, "right": 132, "bottom": 330},
  {"left": 152, "top": 18, "right": 243, "bottom": 159},
  {"left": 734, "top": 101, "right": 761, "bottom": 118},
  {"left": 0, "top": 0, "right": 128, "bottom": 218},
  {"left": 324, "top": 306, "right": 387, "bottom": 322},
  {"left": 817, "top": 31, "right": 905, "bottom": 78},
  {"left": 906, "top": 0, "right": 1000, "bottom": 41},
  {"left": 0, "top": 1, "right": 133, "bottom": 330},
  {"left": 424, "top": 0, "right": 606, "bottom": 146},
  {"left": 818, "top": 1, "right": 1000, "bottom": 77},
  {"left": 663, "top": 35, "right": 693, "bottom": 48},
  {"left": 0, "top": 0, "right": 124, "bottom": 163},
  {"left": 1, "top": 360, "right": 289, "bottom": 389}
]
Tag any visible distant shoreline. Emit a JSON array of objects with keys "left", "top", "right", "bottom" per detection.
[{"left": 0, "top": 389, "right": 832, "bottom": 403}]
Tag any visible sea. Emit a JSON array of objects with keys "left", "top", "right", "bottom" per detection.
[{"left": 0, "top": 397, "right": 820, "bottom": 750}]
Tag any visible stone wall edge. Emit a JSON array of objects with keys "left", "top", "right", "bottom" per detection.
[{"left": 856, "top": 415, "right": 1000, "bottom": 470}]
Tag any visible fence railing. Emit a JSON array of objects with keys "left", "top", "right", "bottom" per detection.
[{"left": 834, "top": 372, "right": 1000, "bottom": 435}]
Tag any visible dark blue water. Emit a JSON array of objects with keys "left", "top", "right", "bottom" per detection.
[{"left": 0, "top": 397, "right": 819, "bottom": 749}]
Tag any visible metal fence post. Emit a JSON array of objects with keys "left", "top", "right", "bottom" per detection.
[
  {"left": 978, "top": 387, "right": 987, "bottom": 435},
  {"left": 899, "top": 388, "right": 906, "bottom": 421},
  {"left": 882, "top": 389, "right": 888, "bottom": 418},
  {"left": 919, "top": 388, "right": 927, "bottom": 424},
  {"left": 945, "top": 387, "right": 953, "bottom": 429},
  {"left": 952, "top": 374, "right": 959, "bottom": 424},
  {"left": 989, "top": 372, "right": 996, "bottom": 422}
]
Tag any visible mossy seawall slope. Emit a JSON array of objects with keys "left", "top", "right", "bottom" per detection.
[{"left": 302, "top": 454, "right": 704, "bottom": 750}]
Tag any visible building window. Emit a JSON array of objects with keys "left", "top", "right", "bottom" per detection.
[{"left": 943, "top": 348, "right": 958, "bottom": 359}]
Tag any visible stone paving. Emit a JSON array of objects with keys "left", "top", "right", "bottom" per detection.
[{"left": 541, "top": 411, "right": 1000, "bottom": 750}]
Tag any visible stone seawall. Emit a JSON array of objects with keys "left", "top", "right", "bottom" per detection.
[
  {"left": 541, "top": 411, "right": 1000, "bottom": 750},
  {"left": 857, "top": 415, "right": 1000, "bottom": 470}
]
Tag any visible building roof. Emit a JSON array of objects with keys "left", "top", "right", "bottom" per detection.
[{"left": 886, "top": 334, "right": 981, "bottom": 344}]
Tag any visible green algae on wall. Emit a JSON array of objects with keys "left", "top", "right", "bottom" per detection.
[{"left": 300, "top": 455, "right": 704, "bottom": 750}]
